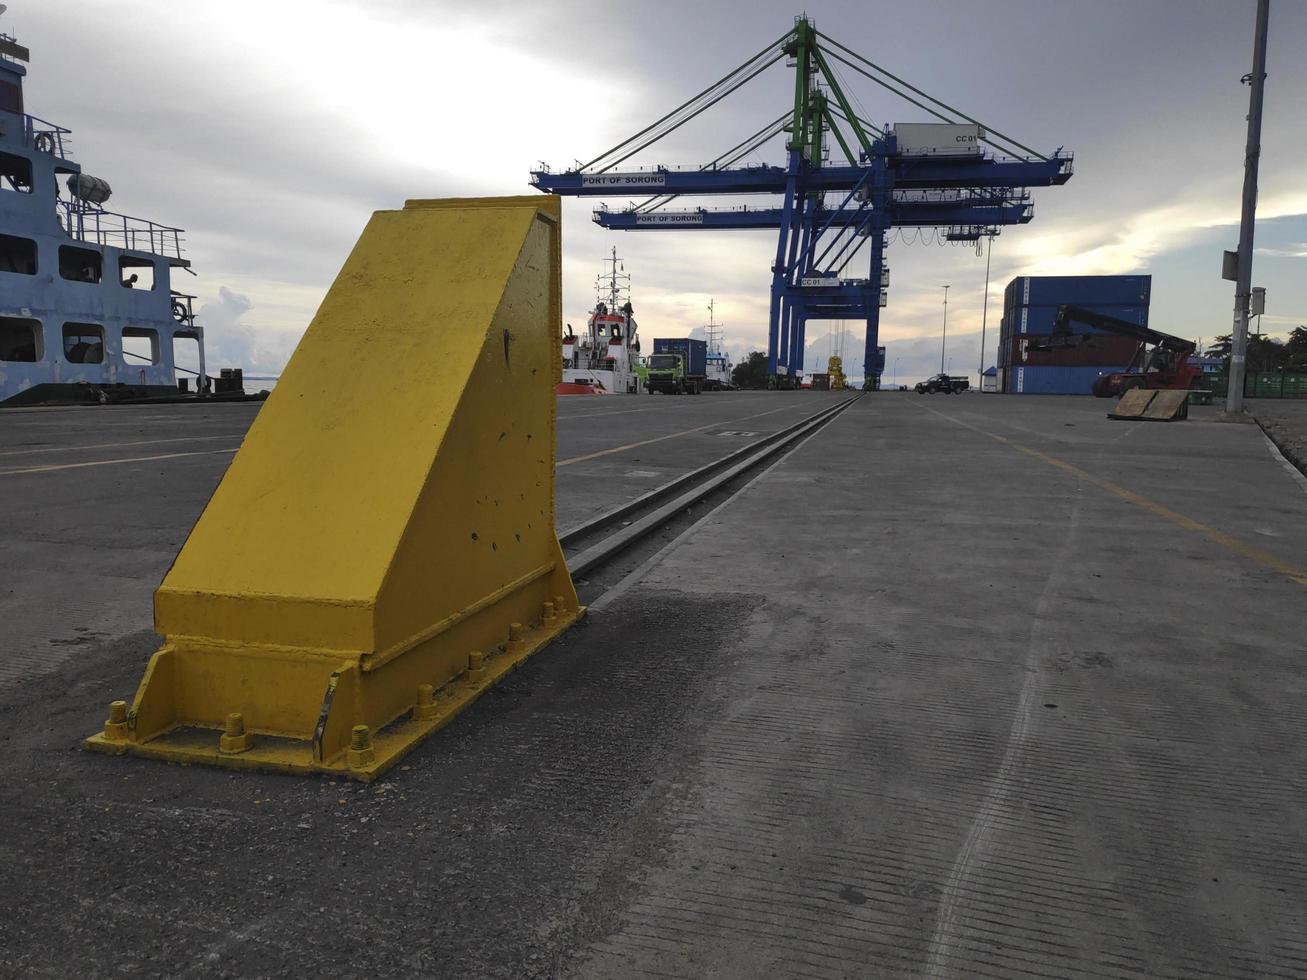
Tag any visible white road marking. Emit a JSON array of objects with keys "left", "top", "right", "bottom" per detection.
[
  {"left": 0, "top": 448, "right": 238, "bottom": 476},
  {"left": 0, "top": 433, "right": 244, "bottom": 457}
]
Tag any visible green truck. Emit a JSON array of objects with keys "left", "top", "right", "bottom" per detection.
[{"left": 646, "top": 338, "right": 709, "bottom": 395}]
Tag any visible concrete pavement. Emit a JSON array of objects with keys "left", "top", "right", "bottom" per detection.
[
  {"left": 2, "top": 392, "right": 1305, "bottom": 977},
  {"left": 577, "top": 393, "right": 1307, "bottom": 978}
]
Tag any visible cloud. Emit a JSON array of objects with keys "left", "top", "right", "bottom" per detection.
[
  {"left": 1255, "top": 244, "right": 1307, "bottom": 258},
  {"left": 15, "top": 0, "right": 1307, "bottom": 377},
  {"left": 197, "top": 287, "right": 299, "bottom": 377}
]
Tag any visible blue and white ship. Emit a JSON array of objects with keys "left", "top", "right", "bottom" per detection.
[{"left": 0, "top": 15, "right": 205, "bottom": 406}]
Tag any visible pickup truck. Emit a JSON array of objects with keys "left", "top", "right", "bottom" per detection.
[{"left": 914, "top": 373, "right": 970, "bottom": 394}]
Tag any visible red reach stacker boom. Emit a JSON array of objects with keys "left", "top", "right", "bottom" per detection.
[{"left": 1042, "top": 304, "right": 1202, "bottom": 398}]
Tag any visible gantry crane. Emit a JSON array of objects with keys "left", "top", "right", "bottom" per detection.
[{"left": 532, "top": 17, "right": 1072, "bottom": 389}]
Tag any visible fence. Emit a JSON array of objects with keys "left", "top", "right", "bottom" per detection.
[{"left": 1202, "top": 371, "right": 1307, "bottom": 399}]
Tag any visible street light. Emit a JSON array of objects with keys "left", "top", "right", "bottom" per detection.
[
  {"left": 978, "top": 234, "right": 993, "bottom": 390},
  {"left": 940, "top": 284, "right": 951, "bottom": 374},
  {"left": 892, "top": 357, "right": 901, "bottom": 387}
]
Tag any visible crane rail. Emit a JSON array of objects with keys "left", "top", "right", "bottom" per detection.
[{"left": 561, "top": 394, "right": 860, "bottom": 578}]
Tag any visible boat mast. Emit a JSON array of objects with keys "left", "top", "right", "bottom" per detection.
[{"left": 704, "top": 298, "right": 725, "bottom": 355}]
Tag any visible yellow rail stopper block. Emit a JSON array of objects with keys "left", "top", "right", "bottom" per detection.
[{"left": 85, "top": 195, "right": 583, "bottom": 780}]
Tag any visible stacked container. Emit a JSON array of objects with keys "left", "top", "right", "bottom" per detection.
[{"left": 998, "top": 275, "right": 1151, "bottom": 395}]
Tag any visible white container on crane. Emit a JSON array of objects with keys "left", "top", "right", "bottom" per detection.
[{"left": 893, "top": 123, "right": 984, "bottom": 156}]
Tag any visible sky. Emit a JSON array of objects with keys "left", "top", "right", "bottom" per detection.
[{"left": 9, "top": 0, "right": 1306, "bottom": 385}]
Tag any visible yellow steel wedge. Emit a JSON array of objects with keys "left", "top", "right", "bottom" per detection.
[{"left": 85, "top": 195, "right": 583, "bottom": 780}]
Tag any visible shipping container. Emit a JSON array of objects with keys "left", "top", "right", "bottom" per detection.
[
  {"left": 1005, "top": 275, "right": 1151, "bottom": 309},
  {"left": 1000, "top": 333, "right": 1141, "bottom": 368},
  {"left": 1006, "top": 303, "right": 1150, "bottom": 336},
  {"left": 651, "top": 337, "right": 707, "bottom": 377},
  {"left": 1007, "top": 364, "right": 1130, "bottom": 395}
]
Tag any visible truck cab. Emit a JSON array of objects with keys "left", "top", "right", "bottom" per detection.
[{"left": 646, "top": 352, "right": 699, "bottom": 394}]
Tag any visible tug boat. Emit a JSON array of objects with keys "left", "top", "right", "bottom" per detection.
[
  {"left": 0, "top": 15, "right": 208, "bottom": 406},
  {"left": 558, "top": 247, "right": 643, "bottom": 395},
  {"left": 702, "top": 298, "right": 734, "bottom": 390}
]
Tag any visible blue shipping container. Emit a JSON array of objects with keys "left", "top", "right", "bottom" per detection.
[
  {"left": 652, "top": 337, "right": 707, "bottom": 376},
  {"left": 1007, "top": 364, "right": 1129, "bottom": 395},
  {"left": 1007, "top": 275, "right": 1151, "bottom": 308},
  {"left": 1006, "top": 303, "right": 1150, "bottom": 337}
]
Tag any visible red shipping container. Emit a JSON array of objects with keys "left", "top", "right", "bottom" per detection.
[{"left": 1004, "top": 333, "right": 1141, "bottom": 368}]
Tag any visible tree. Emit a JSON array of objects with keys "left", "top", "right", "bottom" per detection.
[
  {"left": 1283, "top": 326, "right": 1307, "bottom": 371},
  {"left": 1204, "top": 333, "right": 1286, "bottom": 373},
  {"left": 731, "top": 351, "right": 769, "bottom": 389},
  {"left": 1250, "top": 335, "right": 1286, "bottom": 373}
]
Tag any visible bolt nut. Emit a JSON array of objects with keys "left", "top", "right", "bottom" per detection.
[
  {"left": 414, "top": 682, "right": 439, "bottom": 721},
  {"left": 506, "top": 621, "right": 525, "bottom": 653},
  {"left": 102, "top": 700, "right": 129, "bottom": 741},
  {"left": 218, "top": 711, "right": 253, "bottom": 754},
  {"left": 467, "top": 650, "right": 486, "bottom": 686},
  {"left": 542, "top": 601, "right": 556, "bottom": 622},
  {"left": 347, "top": 724, "right": 375, "bottom": 768},
  {"left": 554, "top": 594, "right": 568, "bottom": 613}
]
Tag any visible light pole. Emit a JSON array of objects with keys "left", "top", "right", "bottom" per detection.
[
  {"left": 892, "top": 357, "right": 901, "bottom": 387},
  {"left": 940, "top": 284, "right": 951, "bottom": 375},
  {"left": 1226, "top": 0, "right": 1270, "bottom": 414},
  {"left": 978, "top": 234, "right": 993, "bottom": 390}
]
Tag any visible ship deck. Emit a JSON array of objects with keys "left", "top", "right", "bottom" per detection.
[{"left": 2, "top": 391, "right": 1307, "bottom": 978}]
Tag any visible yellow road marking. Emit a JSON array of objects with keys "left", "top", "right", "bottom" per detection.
[
  {"left": 0, "top": 433, "right": 243, "bottom": 457},
  {"left": 922, "top": 404, "right": 1307, "bottom": 589},
  {"left": 0, "top": 448, "right": 238, "bottom": 476},
  {"left": 557, "top": 405, "right": 800, "bottom": 467}
]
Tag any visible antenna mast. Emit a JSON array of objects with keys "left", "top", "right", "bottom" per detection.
[
  {"left": 705, "top": 298, "right": 726, "bottom": 355},
  {"left": 595, "top": 245, "right": 631, "bottom": 309}
]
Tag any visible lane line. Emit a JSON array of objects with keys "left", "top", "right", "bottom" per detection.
[
  {"left": 919, "top": 403, "right": 1307, "bottom": 589},
  {"left": 0, "top": 448, "right": 238, "bottom": 476},
  {"left": 557, "top": 405, "right": 802, "bottom": 468},
  {"left": 0, "top": 433, "right": 246, "bottom": 458}
]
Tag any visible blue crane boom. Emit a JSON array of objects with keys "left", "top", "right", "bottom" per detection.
[
  {"left": 593, "top": 201, "right": 1034, "bottom": 231},
  {"left": 531, "top": 158, "right": 1070, "bottom": 197},
  {"left": 530, "top": 17, "right": 1073, "bottom": 388}
]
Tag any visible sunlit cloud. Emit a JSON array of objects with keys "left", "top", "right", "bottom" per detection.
[{"left": 1256, "top": 244, "right": 1307, "bottom": 258}]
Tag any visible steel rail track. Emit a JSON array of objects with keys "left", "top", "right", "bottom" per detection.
[{"left": 561, "top": 394, "right": 860, "bottom": 578}]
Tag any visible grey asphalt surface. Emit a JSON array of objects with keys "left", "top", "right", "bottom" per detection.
[
  {"left": 2, "top": 391, "right": 1306, "bottom": 978},
  {"left": 0, "top": 391, "right": 840, "bottom": 687}
]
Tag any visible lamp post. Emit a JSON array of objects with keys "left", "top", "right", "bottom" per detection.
[
  {"left": 892, "top": 357, "right": 901, "bottom": 387},
  {"left": 978, "top": 234, "right": 993, "bottom": 389},
  {"left": 940, "top": 284, "right": 951, "bottom": 375}
]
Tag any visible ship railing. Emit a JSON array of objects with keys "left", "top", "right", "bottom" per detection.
[
  {"left": 170, "top": 291, "right": 198, "bottom": 330},
  {"left": 58, "top": 201, "right": 186, "bottom": 261},
  {"left": 23, "top": 114, "right": 73, "bottom": 160}
]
